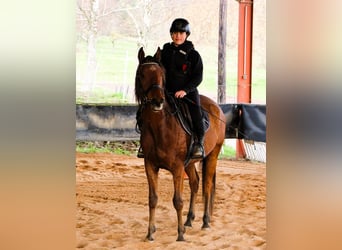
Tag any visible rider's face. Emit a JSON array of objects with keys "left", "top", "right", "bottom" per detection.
[{"left": 171, "top": 32, "right": 187, "bottom": 46}]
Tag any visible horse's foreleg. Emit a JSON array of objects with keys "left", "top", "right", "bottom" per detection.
[
  {"left": 201, "top": 156, "right": 217, "bottom": 230},
  {"left": 145, "top": 165, "right": 158, "bottom": 241},
  {"left": 173, "top": 171, "right": 185, "bottom": 241},
  {"left": 184, "top": 163, "right": 199, "bottom": 227}
]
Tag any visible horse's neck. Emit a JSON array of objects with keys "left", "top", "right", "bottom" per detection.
[
  {"left": 146, "top": 104, "right": 177, "bottom": 136},
  {"left": 143, "top": 103, "right": 188, "bottom": 158}
]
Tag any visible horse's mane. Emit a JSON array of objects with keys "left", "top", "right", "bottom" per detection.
[{"left": 134, "top": 54, "right": 165, "bottom": 104}]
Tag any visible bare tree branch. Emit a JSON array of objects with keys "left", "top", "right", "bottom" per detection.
[
  {"left": 101, "top": 6, "right": 139, "bottom": 18},
  {"left": 126, "top": 8, "right": 143, "bottom": 46},
  {"left": 77, "top": 1, "right": 92, "bottom": 24}
]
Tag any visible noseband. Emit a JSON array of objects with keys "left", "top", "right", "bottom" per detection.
[{"left": 142, "top": 84, "right": 165, "bottom": 109}]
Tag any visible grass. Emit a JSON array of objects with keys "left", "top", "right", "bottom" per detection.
[
  {"left": 76, "top": 89, "right": 129, "bottom": 104},
  {"left": 76, "top": 141, "right": 136, "bottom": 155},
  {"left": 76, "top": 36, "right": 265, "bottom": 104},
  {"left": 76, "top": 142, "right": 113, "bottom": 154},
  {"left": 76, "top": 140, "right": 236, "bottom": 159},
  {"left": 219, "top": 144, "right": 236, "bottom": 159}
]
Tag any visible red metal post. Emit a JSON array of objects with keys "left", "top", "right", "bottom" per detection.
[{"left": 236, "top": 0, "right": 253, "bottom": 158}]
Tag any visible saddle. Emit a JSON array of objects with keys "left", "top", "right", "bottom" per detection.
[{"left": 168, "top": 95, "right": 210, "bottom": 136}]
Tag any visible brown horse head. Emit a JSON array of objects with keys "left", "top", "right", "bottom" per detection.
[{"left": 135, "top": 47, "right": 165, "bottom": 111}]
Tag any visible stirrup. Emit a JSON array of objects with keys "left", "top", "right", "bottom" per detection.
[
  {"left": 191, "top": 143, "right": 204, "bottom": 159},
  {"left": 137, "top": 147, "right": 144, "bottom": 158}
]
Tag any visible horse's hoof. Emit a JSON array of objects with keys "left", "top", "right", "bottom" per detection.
[
  {"left": 184, "top": 220, "right": 192, "bottom": 227},
  {"left": 201, "top": 224, "right": 211, "bottom": 230},
  {"left": 145, "top": 236, "right": 154, "bottom": 242},
  {"left": 176, "top": 235, "right": 185, "bottom": 241}
]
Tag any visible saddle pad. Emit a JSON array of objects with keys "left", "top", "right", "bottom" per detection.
[{"left": 176, "top": 99, "right": 210, "bottom": 136}]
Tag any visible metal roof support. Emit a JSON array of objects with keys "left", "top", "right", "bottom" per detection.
[{"left": 236, "top": 0, "right": 254, "bottom": 158}]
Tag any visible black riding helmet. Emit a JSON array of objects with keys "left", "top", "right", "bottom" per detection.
[{"left": 170, "top": 18, "right": 191, "bottom": 36}]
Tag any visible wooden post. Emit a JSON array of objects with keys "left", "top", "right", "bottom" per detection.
[
  {"left": 217, "top": 0, "right": 227, "bottom": 104},
  {"left": 236, "top": 0, "right": 253, "bottom": 158}
]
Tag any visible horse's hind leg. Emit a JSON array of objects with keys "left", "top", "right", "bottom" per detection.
[
  {"left": 201, "top": 150, "right": 219, "bottom": 229},
  {"left": 184, "top": 162, "right": 199, "bottom": 227},
  {"left": 145, "top": 163, "right": 159, "bottom": 241}
]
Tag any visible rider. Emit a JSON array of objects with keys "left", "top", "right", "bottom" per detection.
[{"left": 137, "top": 18, "right": 205, "bottom": 159}]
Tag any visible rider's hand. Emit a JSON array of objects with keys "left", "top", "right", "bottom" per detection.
[{"left": 175, "top": 90, "right": 187, "bottom": 98}]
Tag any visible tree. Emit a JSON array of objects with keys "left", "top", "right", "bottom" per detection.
[
  {"left": 76, "top": 0, "right": 156, "bottom": 94},
  {"left": 77, "top": 0, "right": 99, "bottom": 93}
]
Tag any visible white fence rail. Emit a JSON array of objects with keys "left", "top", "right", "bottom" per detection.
[{"left": 243, "top": 140, "right": 266, "bottom": 163}]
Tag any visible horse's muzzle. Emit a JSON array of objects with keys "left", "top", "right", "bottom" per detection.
[{"left": 151, "top": 99, "right": 164, "bottom": 111}]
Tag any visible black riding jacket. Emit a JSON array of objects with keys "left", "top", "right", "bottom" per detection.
[{"left": 161, "top": 40, "right": 203, "bottom": 94}]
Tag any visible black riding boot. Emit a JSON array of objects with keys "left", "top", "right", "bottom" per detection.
[
  {"left": 191, "top": 119, "right": 205, "bottom": 159},
  {"left": 191, "top": 134, "right": 204, "bottom": 159},
  {"left": 190, "top": 112, "right": 205, "bottom": 159}
]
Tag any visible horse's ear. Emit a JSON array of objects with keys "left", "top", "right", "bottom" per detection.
[
  {"left": 154, "top": 47, "right": 162, "bottom": 63},
  {"left": 138, "top": 47, "right": 145, "bottom": 63}
]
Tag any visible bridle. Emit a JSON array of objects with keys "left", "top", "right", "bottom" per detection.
[{"left": 138, "top": 62, "right": 165, "bottom": 110}]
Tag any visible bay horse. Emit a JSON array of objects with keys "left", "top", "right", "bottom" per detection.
[{"left": 135, "top": 47, "right": 226, "bottom": 241}]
